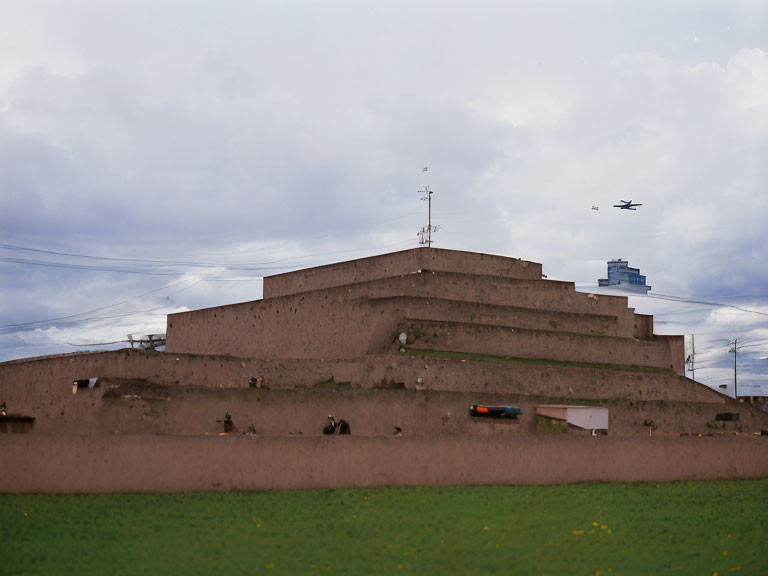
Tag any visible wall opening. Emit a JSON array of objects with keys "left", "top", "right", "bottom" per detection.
[{"left": 72, "top": 378, "right": 99, "bottom": 394}]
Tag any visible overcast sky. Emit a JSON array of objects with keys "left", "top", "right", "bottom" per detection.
[{"left": 1, "top": 1, "right": 766, "bottom": 395}]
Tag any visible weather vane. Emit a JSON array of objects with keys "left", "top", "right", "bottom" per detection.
[{"left": 417, "top": 167, "right": 440, "bottom": 247}]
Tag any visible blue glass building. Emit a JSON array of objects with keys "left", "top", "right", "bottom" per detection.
[{"left": 598, "top": 259, "right": 651, "bottom": 294}]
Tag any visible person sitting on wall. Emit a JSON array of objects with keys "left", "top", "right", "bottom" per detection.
[
  {"left": 249, "top": 376, "right": 267, "bottom": 389},
  {"left": 338, "top": 419, "right": 350, "bottom": 435},
  {"left": 216, "top": 411, "right": 234, "bottom": 434},
  {"left": 0, "top": 402, "right": 6, "bottom": 417},
  {"left": 323, "top": 415, "right": 336, "bottom": 435}
]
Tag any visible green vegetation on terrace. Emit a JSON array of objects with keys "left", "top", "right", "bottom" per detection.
[
  {"left": 313, "top": 377, "right": 356, "bottom": 389},
  {"left": 3, "top": 480, "right": 766, "bottom": 575},
  {"left": 402, "top": 348, "right": 675, "bottom": 375}
]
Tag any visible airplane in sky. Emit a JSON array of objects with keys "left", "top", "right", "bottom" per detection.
[{"left": 613, "top": 200, "right": 642, "bottom": 210}]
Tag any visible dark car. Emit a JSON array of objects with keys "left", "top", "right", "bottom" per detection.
[{"left": 469, "top": 404, "right": 523, "bottom": 419}]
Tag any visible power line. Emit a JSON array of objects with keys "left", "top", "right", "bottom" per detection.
[
  {"left": 0, "top": 277, "right": 201, "bottom": 334},
  {"left": 0, "top": 244, "right": 317, "bottom": 268},
  {"left": 0, "top": 256, "right": 296, "bottom": 275},
  {"left": 6, "top": 240, "right": 765, "bottom": 319},
  {"left": 0, "top": 258, "right": 178, "bottom": 276},
  {"left": 2, "top": 241, "right": 415, "bottom": 331},
  {"left": 576, "top": 281, "right": 768, "bottom": 318},
  {"left": 0, "top": 239, "right": 423, "bottom": 341},
  {"left": 0, "top": 239, "right": 419, "bottom": 271},
  {"left": 644, "top": 293, "right": 768, "bottom": 317}
]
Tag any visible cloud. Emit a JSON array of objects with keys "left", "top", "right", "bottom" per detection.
[{"left": 1, "top": 2, "right": 767, "bottom": 393}]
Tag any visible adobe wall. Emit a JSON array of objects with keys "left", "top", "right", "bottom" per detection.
[
  {"left": 399, "top": 319, "right": 684, "bottom": 373},
  {"left": 337, "top": 357, "right": 726, "bottom": 404},
  {"left": 430, "top": 276, "right": 636, "bottom": 331},
  {"left": 0, "top": 349, "right": 267, "bottom": 391},
  {"left": 182, "top": 272, "right": 640, "bottom": 340},
  {"left": 634, "top": 314, "right": 654, "bottom": 339},
  {"left": 14, "top": 378, "right": 765, "bottom": 438},
  {"left": 6, "top": 349, "right": 764, "bottom": 439},
  {"left": 0, "top": 349, "right": 721, "bottom": 434},
  {"left": 0, "top": 351, "right": 266, "bottom": 428},
  {"left": 166, "top": 293, "right": 386, "bottom": 359},
  {"left": 399, "top": 274, "right": 639, "bottom": 337},
  {"left": 657, "top": 334, "right": 686, "bottom": 376},
  {"left": 370, "top": 296, "right": 622, "bottom": 337},
  {"left": 263, "top": 247, "right": 543, "bottom": 298},
  {"left": 3, "top": 434, "right": 767, "bottom": 493},
  {"left": 166, "top": 272, "right": 646, "bottom": 360}
]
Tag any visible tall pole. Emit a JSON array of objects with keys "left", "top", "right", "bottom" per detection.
[
  {"left": 417, "top": 168, "right": 439, "bottom": 247},
  {"left": 685, "top": 335, "right": 696, "bottom": 380},
  {"left": 690, "top": 334, "right": 695, "bottom": 380},
  {"left": 428, "top": 186, "right": 432, "bottom": 248},
  {"left": 729, "top": 338, "right": 741, "bottom": 399},
  {"left": 733, "top": 338, "right": 737, "bottom": 399}
]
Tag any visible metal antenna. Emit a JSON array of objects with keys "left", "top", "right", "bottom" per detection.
[{"left": 417, "top": 167, "right": 440, "bottom": 247}]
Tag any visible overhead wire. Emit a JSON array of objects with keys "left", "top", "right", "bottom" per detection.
[
  {"left": 0, "top": 239, "right": 419, "bottom": 271},
  {"left": 0, "top": 238, "right": 420, "bottom": 338},
  {"left": 0, "top": 277, "right": 206, "bottom": 334},
  {"left": 0, "top": 256, "right": 299, "bottom": 275},
  {"left": 4, "top": 240, "right": 768, "bottom": 382},
  {"left": 643, "top": 292, "right": 768, "bottom": 317}
]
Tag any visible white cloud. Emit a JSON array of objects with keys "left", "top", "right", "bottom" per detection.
[
  {"left": 724, "top": 48, "right": 768, "bottom": 110},
  {"left": 1, "top": 1, "right": 767, "bottom": 394}
]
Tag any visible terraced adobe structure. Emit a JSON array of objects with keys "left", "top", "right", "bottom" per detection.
[{"left": 2, "top": 248, "right": 767, "bottom": 492}]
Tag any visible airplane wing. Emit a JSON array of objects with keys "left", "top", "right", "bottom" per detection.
[{"left": 614, "top": 200, "right": 642, "bottom": 209}]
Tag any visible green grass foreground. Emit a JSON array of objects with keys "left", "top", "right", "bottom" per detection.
[{"left": 2, "top": 480, "right": 767, "bottom": 575}]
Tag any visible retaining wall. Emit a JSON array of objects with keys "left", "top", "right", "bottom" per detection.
[
  {"left": 400, "top": 319, "right": 683, "bottom": 373},
  {"left": 1, "top": 379, "right": 755, "bottom": 437},
  {"left": 6, "top": 349, "right": 767, "bottom": 441},
  {"left": 3, "top": 435, "right": 766, "bottom": 493},
  {"left": 370, "top": 296, "right": 623, "bottom": 337},
  {"left": 165, "top": 272, "right": 658, "bottom": 361},
  {"left": 263, "top": 247, "right": 543, "bottom": 298},
  {"left": 0, "top": 349, "right": 715, "bottom": 412}
]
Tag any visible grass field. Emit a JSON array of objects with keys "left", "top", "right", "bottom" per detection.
[{"left": 2, "top": 480, "right": 767, "bottom": 575}]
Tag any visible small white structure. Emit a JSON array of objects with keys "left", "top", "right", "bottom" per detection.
[{"left": 536, "top": 405, "right": 609, "bottom": 430}]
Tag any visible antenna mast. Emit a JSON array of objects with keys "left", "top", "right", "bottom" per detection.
[{"left": 417, "top": 167, "right": 440, "bottom": 247}]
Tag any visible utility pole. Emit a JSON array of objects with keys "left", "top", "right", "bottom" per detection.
[
  {"left": 686, "top": 334, "right": 695, "bottom": 380},
  {"left": 417, "top": 167, "right": 440, "bottom": 247},
  {"left": 728, "top": 338, "right": 743, "bottom": 399}
]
